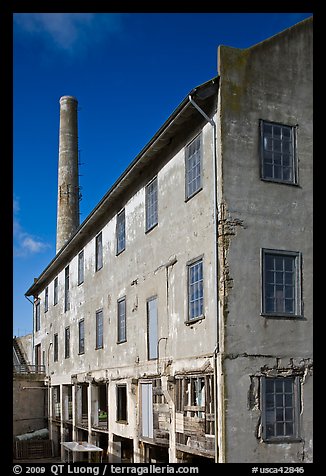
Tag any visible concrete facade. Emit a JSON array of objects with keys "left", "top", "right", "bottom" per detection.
[{"left": 25, "top": 18, "right": 313, "bottom": 463}]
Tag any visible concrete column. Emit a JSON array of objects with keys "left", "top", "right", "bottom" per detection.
[
  {"left": 87, "top": 384, "right": 92, "bottom": 443},
  {"left": 91, "top": 384, "right": 99, "bottom": 427},
  {"left": 49, "top": 384, "right": 53, "bottom": 441},
  {"left": 60, "top": 385, "right": 65, "bottom": 460},
  {"left": 56, "top": 95, "right": 79, "bottom": 253},
  {"left": 162, "top": 376, "right": 177, "bottom": 463}
]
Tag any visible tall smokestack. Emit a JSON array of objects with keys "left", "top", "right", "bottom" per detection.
[{"left": 56, "top": 95, "right": 79, "bottom": 253}]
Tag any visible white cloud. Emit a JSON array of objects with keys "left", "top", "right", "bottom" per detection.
[
  {"left": 13, "top": 197, "right": 51, "bottom": 257},
  {"left": 14, "top": 13, "right": 124, "bottom": 54}
]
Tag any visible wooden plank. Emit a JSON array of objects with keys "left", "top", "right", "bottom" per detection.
[{"left": 184, "top": 405, "right": 205, "bottom": 412}]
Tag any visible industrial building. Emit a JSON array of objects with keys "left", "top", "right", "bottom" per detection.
[{"left": 25, "top": 17, "right": 313, "bottom": 463}]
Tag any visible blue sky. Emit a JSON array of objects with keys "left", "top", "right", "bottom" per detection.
[{"left": 13, "top": 12, "right": 312, "bottom": 336}]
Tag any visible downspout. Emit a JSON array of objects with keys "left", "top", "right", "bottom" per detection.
[
  {"left": 25, "top": 295, "right": 34, "bottom": 364},
  {"left": 188, "top": 95, "right": 221, "bottom": 463}
]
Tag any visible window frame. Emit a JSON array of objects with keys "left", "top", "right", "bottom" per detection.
[
  {"left": 53, "top": 277, "right": 58, "bottom": 306},
  {"left": 147, "top": 296, "right": 158, "bottom": 360},
  {"left": 116, "top": 208, "right": 126, "bottom": 255},
  {"left": 95, "top": 232, "right": 103, "bottom": 272},
  {"left": 116, "top": 384, "right": 128, "bottom": 423},
  {"left": 53, "top": 333, "right": 58, "bottom": 362},
  {"left": 117, "top": 297, "right": 127, "bottom": 344},
  {"left": 78, "top": 249, "right": 84, "bottom": 285},
  {"left": 185, "top": 133, "right": 203, "bottom": 201},
  {"left": 260, "top": 120, "right": 298, "bottom": 185},
  {"left": 44, "top": 286, "right": 49, "bottom": 313},
  {"left": 261, "top": 249, "right": 302, "bottom": 318},
  {"left": 35, "top": 301, "right": 41, "bottom": 332},
  {"left": 261, "top": 375, "right": 301, "bottom": 442},
  {"left": 78, "top": 319, "right": 85, "bottom": 355},
  {"left": 64, "top": 265, "right": 70, "bottom": 312},
  {"left": 65, "top": 326, "right": 70, "bottom": 359},
  {"left": 95, "top": 309, "right": 104, "bottom": 350},
  {"left": 145, "top": 176, "right": 158, "bottom": 233},
  {"left": 186, "top": 256, "right": 204, "bottom": 323}
]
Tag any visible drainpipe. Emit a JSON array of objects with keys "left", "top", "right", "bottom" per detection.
[
  {"left": 25, "top": 295, "right": 34, "bottom": 364},
  {"left": 188, "top": 95, "right": 222, "bottom": 463}
]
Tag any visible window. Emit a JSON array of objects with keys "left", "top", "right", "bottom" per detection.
[
  {"left": 262, "top": 376, "right": 300, "bottom": 441},
  {"left": 187, "top": 258, "right": 204, "bottom": 321},
  {"left": 186, "top": 134, "right": 202, "bottom": 199},
  {"left": 78, "top": 250, "right": 84, "bottom": 285},
  {"left": 64, "top": 266, "right": 70, "bottom": 312},
  {"left": 65, "top": 327, "right": 70, "bottom": 359},
  {"left": 95, "top": 232, "right": 103, "bottom": 271},
  {"left": 116, "top": 209, "right": 126, "bottom": 254},
  {"left": 54, "top": 333, "right": 58, "bottom": 362},
  {"left": 96, "top": 309, "right": 103, "bottom": 349},
  {"left": 54, "top": 277, "right": 58, "bottom": 306},
  {"left": 117, "top": 297, "right": 126, "bottom": 343},
  {"left": 262, "top": 249, "right": 301, "bottom": 317},
  {"left": 79, "top": 319, "right": 85, "bottom": 355},
  {"left": 35, "top": 343, "right": 41, "bottom": 369},
  {"left": 145, "top": 177, "right": 158, "bottom": 232},
  {"left": 44, "top": 286, "right": 48, "bottom": 313},
  {"left": 147, "top": 297, "right": 158, "bottom": 360},
  {"left": 35, "top": 301, "right": 40, "bottom": 332},
  {"left": 116, "top": 385, "right": 127, "bottom": 422},
  {"left": 260, "top": 120, "right": 297, "bottom": 184},
  {"left": 141, "top": 382, "right": 153, "bottom": 438}
]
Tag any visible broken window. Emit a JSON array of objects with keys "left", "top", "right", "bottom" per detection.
[
  {"left": 260, "top": 120, "right": 297, "bottom": 184},
  {"left": 185, "top": 133, "right": 202, "bottom": 199},
  {"left": 145, "top": 177, "right": 158, "bottom": 232},
  {"left": 176, "top": 374, "right": 215, "bottom": 435},
  {"left": 262, "top": 376, "right": 301, "bottom": 441},
  {"left": 116, "top": 209, "right": 126, "bottom": 254},
  {"left": 95, "top": 232, "right": 103, "bottom": 271},
  {"left": 147, "top": 296, "right": 158, "bottom": 360},
  {"left": 187, "top": 258, "right": 204, "bottom": 321},
  {"left": 262, "top": 249, "right": 301, "bottom": 317},
  {"left": 79, "top": 319, "right": 85, "bottom": 354},
  {"left": 78, "top": 250, "right": 84, "bottom": 285},
  {"left": 117, "top": 384, "right": 127, "bottom": 422},
  {"left": 64, "top": 265, "right": 70, "bottom": 312},
  {"left": 96, "top": 309, "right": 103, "bottom": 349},
  {"left": 117, "top": 297, "right": 126, "bottom": 343}
]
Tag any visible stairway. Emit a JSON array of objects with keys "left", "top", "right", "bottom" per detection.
[{"left": 13, "top": 337, "right": 29, "bottom": 371}]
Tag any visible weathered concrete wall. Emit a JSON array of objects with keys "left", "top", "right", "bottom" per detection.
[
  {"left": 218, "top": 17, "right": 313, "bottom": 462},
  {"left": 34, "top": 114, "right": 218, "bottom": 462},
  {"left": 13, "top": 376, "right": 47, "bottom": 437}
]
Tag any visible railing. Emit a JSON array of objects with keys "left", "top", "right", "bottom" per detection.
[{"left": 13, "top": 364, "right": 46, "bottom": 374}]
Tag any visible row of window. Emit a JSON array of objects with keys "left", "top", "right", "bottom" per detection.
[
  {"left": 36, "top": 247, "right": 302, "bottom": 334},
  {"left": 50, "top": 374, "right": 301, "bottom": 443},
  {"left": 52, "top": 294, "right": 158, "bottom": 361},
  {"left": 40, "top": 119, "right": 297, "bottom": 317}
]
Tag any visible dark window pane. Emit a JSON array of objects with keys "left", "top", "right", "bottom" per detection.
[
  {"left": 285, "top": 394, "right": 293, "bottom": 406},
  {"left": 276, "top": 422, "right": 285, "bottom": 436},
  {"left": 284, "top": 379, "right": 293, "bottom": 393},
  {"left": 285, "top": 423, "right": 294, "bottom": 435},
  {"left": 275, "top": 380, "right": 284, "bottom": 393},
  {"left": 285, "top": 408, "right": 293, "bottom": 420}
]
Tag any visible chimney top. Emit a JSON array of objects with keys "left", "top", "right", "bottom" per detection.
[{"left": 59, "top": 95, "right": 78, "bottom": 104}]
